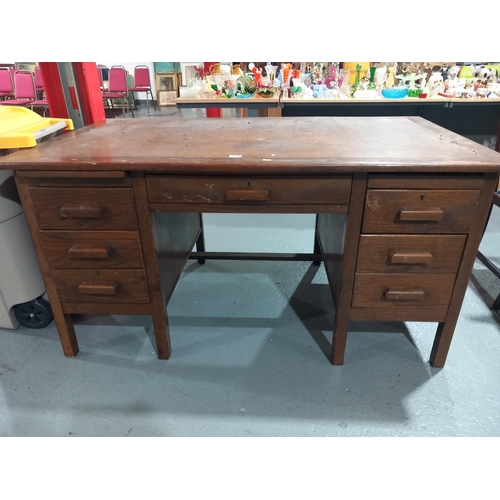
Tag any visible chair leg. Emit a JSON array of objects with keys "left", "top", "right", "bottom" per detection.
[
  {"left": 151, "top": 90, "right": 157, "bottom": 111},
  {"left": 130, "top": 96, "right": 135, "bottom": 118},
  {"left": 146, "top": 91, "right": 149, "bottom": 114}
]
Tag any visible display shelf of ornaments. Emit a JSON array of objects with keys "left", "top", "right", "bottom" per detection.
[{"left": 176, "top": 62, "right": 500, "bottom": 103}]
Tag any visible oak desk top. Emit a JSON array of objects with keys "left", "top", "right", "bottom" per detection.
[{"left": 1, "top": 116, "right": 500, "bottom": 174}]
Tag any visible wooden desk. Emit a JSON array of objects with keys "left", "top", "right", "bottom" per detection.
[{"left": 1, "top": 116, "right": 500, "bottom": 367}]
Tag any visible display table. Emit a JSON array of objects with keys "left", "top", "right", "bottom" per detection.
[
  {"left": 1, "top": 116, "right": 499, "bottom": 367},
  {"left": 174, "top": 95, "right": 282, "bottom": 117},
  {"left": 282, "top": 97, "right": 500, "bottom": 144}
]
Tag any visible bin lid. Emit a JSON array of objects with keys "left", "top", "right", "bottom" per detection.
[{"left": 0, "top": 106, "right": 73, "bottom": 149}]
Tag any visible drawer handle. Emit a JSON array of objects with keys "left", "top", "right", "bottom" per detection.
[
  {"left": 399, "top": 208, "right": 443, "bottom": 222},
  {"left": 78, "top": 282, "right": 118, "bottom": 295},
  {"left": 68, "top": 245, "right": 110, "bottom": 260},
  {"left": 390, "top": 252, "right": 433, "bottom": 265},
  {"left": 59, "top": 205, "right": 104, "bottom": 219},
  {"left": 224, "top": 189, "right": 269, "bottom": 203},
  {"left": 384, "top": 288, "right": 426, "bottom": 302}
]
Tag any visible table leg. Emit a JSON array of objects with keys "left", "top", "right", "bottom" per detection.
[
  {"left": 323, "top": 174, "right": 367, "bottom": 365},
  {"left": 430, "top": 173, "right": 499, "bottom": 367},
  {"left": 14, "top": 174, "right": 79, "bottom": 357},
  {"left": 131, "top": 173, "right": 171, "bottom": 359},
  {"left": 267, "top": 104, "right": 282, "bottom": 117},
  {"left": 196, "top": 213, "right": 206, "bottom": 264},
  {"left": 313, "top": 215, "right": 321, "bottom": 266}
]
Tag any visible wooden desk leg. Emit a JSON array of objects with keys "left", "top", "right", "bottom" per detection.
[
  {"left": 325, "top": 174, "right": 367, "bottom": 365},
  {"left": 56, "top": 314, "right": 79, "bottom": 357},
  {"left": 267, "top": 104, "right": 282, "bottom": 117},
  {"left": 14, "top": 175, "right": 79, "bottom": 357},
  {"left": 430, "top": 173, "right": 499, "bottom": 367},
  {"left": 131, "top": 173, "right": 171, "bottom": 360},
  {"left": 313, "top": 215, "right": 321, "bottom": 266},
  {"left": 196, "top": 213, "right": 206, "bottom": 264}
]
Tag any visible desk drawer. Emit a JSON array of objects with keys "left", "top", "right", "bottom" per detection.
[
  {"left": 352, "top": 273, "right": 455, "bottom": 312},
  {"left": 41, "top": 231, "right": 144, "bottom": 269},
  {"left": 52, "top": 269, "right": 149, "bottom": 303},
  {"left": 29, "top": 187, "right": 138, "bottom": 230},
  {"left": 362, "top": 189, "right": 480, "bottom": 234},
  {"left": 146, "top": 176, "right": 351, "bottom": 207},
  {"left": 357, "top": 234, "right": 466, "bottom": 274}
]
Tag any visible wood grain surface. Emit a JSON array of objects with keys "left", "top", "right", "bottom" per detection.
[
  {"left": 29, "top": 187, "right": 138, "bottom": 230},
  {"left": 362, "top": 189, "right": 480, "bottom": 234},
  {"left": 356, "top": 235, "right": 466, "bottom": 274},
  {"left": 2, "top": 117, "right": 499, "bottom": 173},
  {"left": 40, "top": 231, "right": 144, "bottom": 269}
]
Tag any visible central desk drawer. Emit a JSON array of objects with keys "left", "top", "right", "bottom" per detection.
[
  {"left": 362, "top": 189, "right": 480, "bottom": 234},
  {"left": 40, "top": 231, "right": 144, "bottom": 269},
  {"left": 29, "top": 187, "right": 138, "bottom": 230},
  {"left": 146, "top": 176, "right": 351, "bottom": 207},
  {"left": 52, "top": 269, "right": 149, "bottom": 303}
]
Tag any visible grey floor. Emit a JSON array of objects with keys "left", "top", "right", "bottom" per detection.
[{"left": 0, "top": 104, "right": 499, "bottom": 437}]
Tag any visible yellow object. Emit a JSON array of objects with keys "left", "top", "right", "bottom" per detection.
[
  {"left": 386, "top": 66, "right": 395, "bottom": 88},
  {"left": 343, "top": 62, "right": 370, "bottom": 85},
  {"left": 459, "top": 64, "right": 500, "bottom": 79},
  {"left": 0, "top": 106, "right": 73, "bottom": 149}
]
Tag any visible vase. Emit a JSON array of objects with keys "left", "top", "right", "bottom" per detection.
[
  {"left": 368, "top": 66, "right": 377, "bottom": 90},
  {"left": 209, "top": 64, "right": 223, "bottom": 75},
  {"left": 350, "top": 64, "right": 362, "bottom": 96},
  {"left": 324, "top": 64, "right": 338, "bottom": 90},
  {"left": 231, "top": 64, "right": 244, "bottom": 76}
]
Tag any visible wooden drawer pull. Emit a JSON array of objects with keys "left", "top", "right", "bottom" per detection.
[
  {"left": 384, "top": 288, "right": 426, "bottom": 302},
  {"left": 390, "top": 252, "right": 433, "bottom": 265},
  {"left": 68, "top": 245, "right": 110, "bottom": 260},
  {"left": 224, "top": 189, "right": 269, "bottom": 203},
  {"left": 78, "top": 282, "right": 118, "bottom": 295},
  {"left": 399, "top": 208, "right": 443, "bottom": 221},
  {"left": 59, "top": 205, "right": 104, "bottom": 219}
]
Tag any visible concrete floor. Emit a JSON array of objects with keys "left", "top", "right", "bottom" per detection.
[{"left": 0, "top": 104, "right": 499, "bottom": 437}]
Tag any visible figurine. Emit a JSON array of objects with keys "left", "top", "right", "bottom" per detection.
[
  {"left": 470, "top": 64, "right": 498, "bottom": 83},
  {"left": 311, "top": 62, "right": 325, "bottom": 85},
  {"left": 427, "top": 68, "right": 444, "bottom": 97},
  {"left": 444, "top": 65, "right": 465, "bottom": 96},
  {"left": 251, "top": 66, "right": 263, "bottom": 86}
]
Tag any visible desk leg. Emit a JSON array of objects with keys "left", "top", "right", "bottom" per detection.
[
  {"left": 14, "top": 175, "right": 79, "bottom": 357},
  {"left": 322, "top": 173, "right": 367, "bottom": 365},
  {"left": 430, "top": 173, "right": 499, "bottom": 367},
  {"left": 196, "top": 213, "right": 206, "bottom": 264},
  {"left": 313, "top": 215, "right": 321, "bottom": 266},
  {"left": 131, "top": 173, "right": 171, "bottom": 360},
  {"left": 267, "top": 104, "right": 282, "bottom": 117}
]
